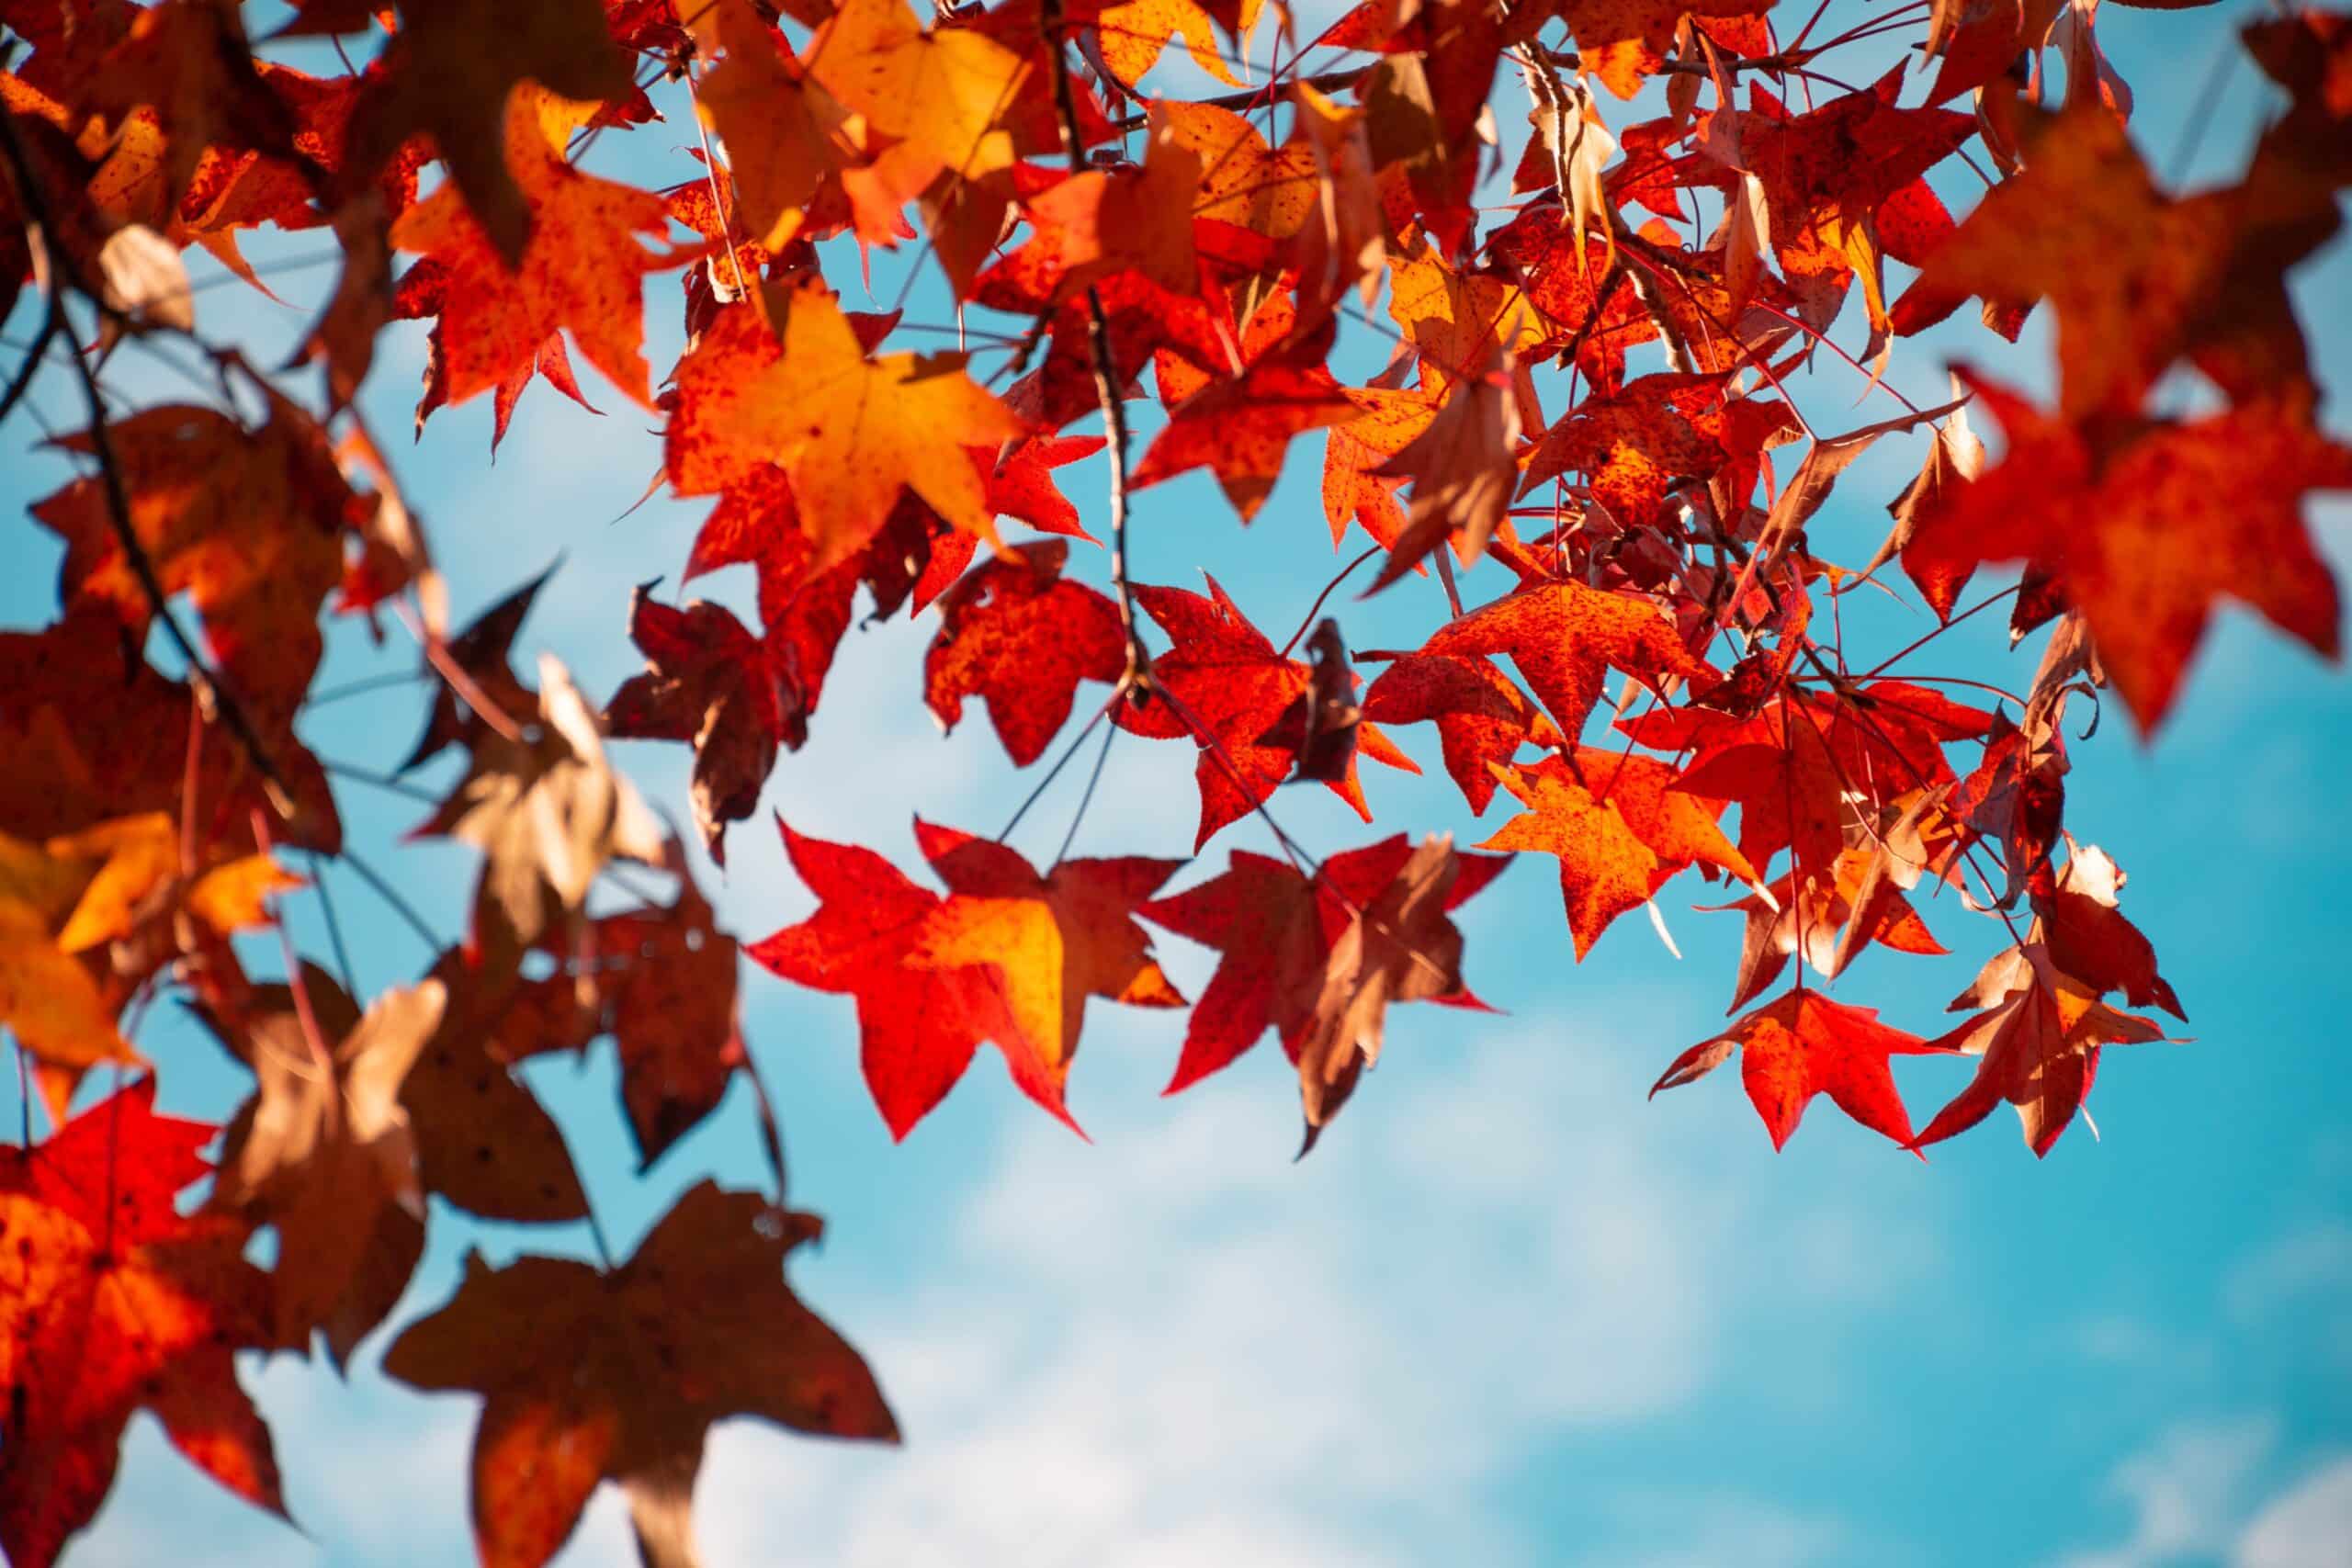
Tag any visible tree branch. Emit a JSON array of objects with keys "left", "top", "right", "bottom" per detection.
[
  {"left": 1041, "top": 0, "right": 1152, "bottom": 695},
  {"left": 0, "top": 101, "right": 297, "bottom": 825}
]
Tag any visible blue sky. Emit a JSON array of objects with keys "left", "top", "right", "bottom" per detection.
[{"left": 2, "top": 2, "right": 2348, "bottom": 1564}]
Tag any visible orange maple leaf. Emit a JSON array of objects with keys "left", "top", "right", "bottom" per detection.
[
  {"left": 1116, "top": 578, "right": 1413, "bottom": 847},
  {"left": 1482, "top": 750, "right": 1758, "bottom": 959},
  {"left": 751, "top": 820, "right": 1023, "bottom": 1137},
  {"left": 1913, "top": 943, "right": 2172, "bottom": 1156},
  {"left": 924, "top": 540, "right": 1127, "bottom": 766},
  {"left": 1143, "top": 833, "right": 1508, "bottom": 1146},
  {"left": 805, "top": 0, "right": 1030, "bottom": 196},
  {"left": 0, "top": 1081, "right": 288, "bottom": 1568},
  {"left": 1418, "top": 579, "right": 1707, "bottom": 738},
  {"left": 907, "top": 819, "right": 1186, "bottom": 1128},
  {"left": 390, "top": 85, "right": 689, "bottom": 422},
  {"left": 333, "top": 0, "right": 635, "bottom": 267},
  {"left": 666, "top": 283, "right": 1025, "bottom": 575},
  {"left": 1653, "top": 988, "right": 1946, "bottom": 1149},
  {"left": 1902, "top": 373, "right": 2350, "bottom": 730},
  {"left": 1894, "top": 101, "right": 2329, "bottom": 417},
  {"left": 33, "top": 400, "right": 350, "bottom": 713}
]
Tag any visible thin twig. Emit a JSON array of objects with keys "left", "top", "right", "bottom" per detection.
[
  {"left": 253, "top": 809, "right": 343, "bottom": 1085},
  {"left": 335, "top": 845, "right": 445, "bottom": 954},
  {"left": 396, "top": 597, "right": 524, "bottom": 743},
  {"left": 1042, "top": 0, "right": 1151, "bottom": 692},
  {"left": 305, "top": 670, "right": 427, "bottom": 709},
  {"left": 0, "top": 306, "right": 58, "bottom": 428},
  {"left": 733, "top": 1040, "right": 792, "bottom": 1205},
  {"left": 1280, "top": 546, "right": 1382, "bottom": 658},
  {"left": 998, "top": 693, "right": 1115, "bottom": 841},
  {"left": 322, "top": 757, "right": 443, "bottom": 806},
  {"left": 308, "top": 851, "right": 359, "bottom": 999},
  {"left": 1855, "top": 585, "right": 2022, "bottom": 681},
  {"left": 1109, "top": 65, "right": 1369, "bottom": 131},
  {"left": 1053, "top": 718, "right": 1121, "bottom": 867}
]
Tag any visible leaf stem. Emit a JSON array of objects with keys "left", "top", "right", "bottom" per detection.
[{"left": 1280, "top": 546, "right": 1383, "bottom": 658}]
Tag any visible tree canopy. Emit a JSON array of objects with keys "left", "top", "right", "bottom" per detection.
[{"left": 0, "top": 0, "right": 2346, "bottom": 1562}]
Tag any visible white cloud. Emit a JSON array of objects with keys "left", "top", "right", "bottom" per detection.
[
  {"left": 2061, "top": 1421, "right": 2276, "bottom": 1568},
  {"left": 74, "top": 1003, "right": 1932, "bottom": 1568},
  {"left": 548, "top": 1012, "right": 1917, "bottom": 1568},
  {"left": 2233, "top": 1457, "right": 2352, "bottom": 1568},
  {"left": 2053, "top": 1418, "right": 2276, "bottom": 1568},
  {"left": 2224, "top": 1223, "right": 2352, "bottom": 1325},
  {"left": 1602, "top": 1495, "right": 1850, "bottom": 1568}
]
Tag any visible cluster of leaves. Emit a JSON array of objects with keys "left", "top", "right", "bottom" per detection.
[{"left": 0, "top": 0, "right": 2346, "bottom": 1562}]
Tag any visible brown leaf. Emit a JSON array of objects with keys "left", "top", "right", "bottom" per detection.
[
  {"left": 416, "top": 654, "right": 665, "bottom": 962},
  {"left": 205, "top": 971, "right": 447, "bottom": 1350},
  {"left": 383, "top": 1182, "right": 896, "bottom": 1568}
]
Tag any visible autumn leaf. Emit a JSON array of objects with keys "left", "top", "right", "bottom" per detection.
[
  {"left": 33, "top": 400, "right": 352, "bottom": 712},
  {"left": 1014, "top": 109, "right": 1204, "bottom": 296},
  {"left": 1668, "top": 702, "right": 1852, "bottom": 877},
  {"left": 1361, "top": 652, "right": 1566, "bottom": 813},
  {"left": 1096, "top": 0, "right": 1263, "bottom": 87},
  {"left": 1517, "top": 370, "right": 1727, "bottom": 532},
  {"left": 1254, "top": 619, "right": 1366, "bottom": 787},
  {"left": 416, "top": 654, "right": 666, "bottom": 961},
  {"left": 987, "top": 434, "right": 1110, "bottom": 541},
  {"left": 47, "top": 811, "right": 297, "bottom": 958},
  {"left": 2038, "top": 841, "right": 2185, "bottom": 1021},
  {"left": 1863, "top": 386, "right": 1985, "bottom": 615},
  {"left": 202, "top": 972, "right": 447, "bottom": 1350},
  {"left": 1913, "top": 943, "right": 2172, "bottom": 1156},
  {"left": 332, "top": 0, "right": 636, "bottom": 268},
  {"left": 1294, "top": 834, "right": 1499, "bottom": 1151},
  {"left": 1559, "top": 0, "right": 1781, "bottom": 97},
  {"left": 1116, "top": 578, "right": 1406, "bottom": 847},
  {"left": 1652, "top": 989, "right": 1946, "bottom": 1149},
  {"left": 1893, "top": 100, "right": 2328, "bottom": 417},
  {"left": 1385, "top": 240, "right": 1551, "bottom": 391},
  {"left": 1481, "top": 750, "right": 1758, "bottom": 959},
  {"left": 506, "top": 873, "right": 752, "bottom": 1170},
  {"left": 401, "top": 564, "right": 553, "bottom": 772},
  {"left": 0, "top": 611, "right": 342, "bottom": 853},
  {"left": 1130, "top": 352, "right": 1357, "bottom": 523},
  {"left": 750, "top": 819, "right": 1021, "bottom": 1138},
  {"left": 383, "top": 1182, "right": 895, "bottom": 1568},
  {"left": 1900, "top": 372, "right": 2350, "bottom": 730},
  {"left": 604, "top": 586, "right": 797, "bottom": 864},
  {"left": 924, "top": 540, "right": 1127, "bottom": 766},
  {"left": 666, "top": 282, "right": 1025, "bottom": 575},
  {"left": 1711, "top": 843, "right": 1947, "bottom": 1012},
  {"left": 391, "top": 85, "right": 689, "bottom": 426},
  {"left": 1367, "top": 361, "right": 1524, "bottom": 589},
  {"left": 74, "top": 0, "right": 307, "bottom": 227},
  {"left": 1729, "top": 69, "right": 1975, "bottom": 321},
  {"left": 806, "top": 0, "right": 1030, "bottom": 192},
  {"left": 1287, "top": 83, "right": 1387, "bottom": 320},
  {"left": 1143, "top": 834, "right": 1507, "bottom": 1146},
  {"left": 0, "top": 832, "right": 140, "bottom": 1084},
  {"left": 0, "top": 1081, "right": 288, "bottom": 1568},
  {"left": 1417, "top": 580, "right": 1707, "bottom": 738},
  {"left": 906, "top": 818, "right": 1185, "bottom": 1128},
  {"left": 687, "top": 1, "right": 861, "bottom": 252},
  {"left": 398, "top": 950, "right": 593, "bottom": 1227}
]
